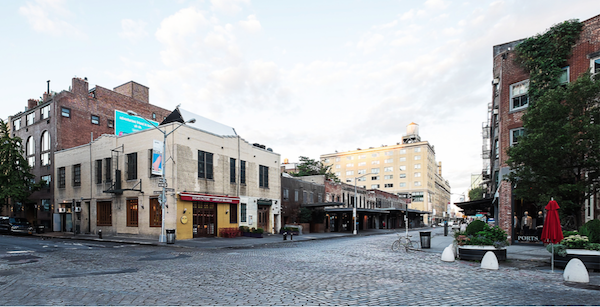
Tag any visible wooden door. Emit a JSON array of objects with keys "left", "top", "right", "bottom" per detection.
[
  {"left": 193, "top": 202, "right": 216, "bottom": 237},
  {"left": 257, "top": 206, "right": 269, "bottom": 232}
]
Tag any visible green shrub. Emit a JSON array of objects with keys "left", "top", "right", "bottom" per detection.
[
  {"left": 579, "top": 219, "right": 600, "bottom": 243},
  {"left": 466, "top": 220, "right": 486, "bottom": 235},
  {"left": 253, "top": 228, "right": 264, "bottom": 234},
  {"left": 561, "top": 235, "right": 589, "bottom": 249},
  {"left": 546, "top": 243, "right": 567, "bottom": 256},
  {"left": 299, "top": 208, "right": 312, "bottom": 223},
  {"left": 563, "top": 230, "right": 578, "bottom": 237},
  {"left": 585, "top": 243, "right": 600, "bottom": 251},
  {"left": 239, "top": 226, "right": 250, "bottom": 233},
  {"left": 454, "top": 223, "right": 508, "bottom": 248}
]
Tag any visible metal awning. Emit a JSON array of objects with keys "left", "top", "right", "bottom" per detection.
[
  {"left": 301, "top": 202, "right": 344, "bottom": 208},
  {"left": 325, "top": 208, "right": 390, "bottom": 214},
  {"left": 455, "top": 198, "right": 494, "bottom": 215}
]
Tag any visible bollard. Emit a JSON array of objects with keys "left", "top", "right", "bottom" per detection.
[
  {"left": 290, "top": 232, "right": 293, "bottom": 240},
  {"left": 283, "top": 232, "right": 287, "bottom": 240},
  {"left": 444, "top": 221, "right": 448, "bottom": 236},
  {"left": 98, "top": 229, "right": 102, "bottom": 239}
]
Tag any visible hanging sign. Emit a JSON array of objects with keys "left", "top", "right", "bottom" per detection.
[{"left": 152, "top": 140, "right": 163, "bottom": 176}]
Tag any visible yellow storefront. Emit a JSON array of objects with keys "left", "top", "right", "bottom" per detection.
[{"left": 177, "top": 192, "right": 240, "bottom": 240}]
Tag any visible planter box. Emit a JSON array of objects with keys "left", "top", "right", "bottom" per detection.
[
  {"left": 458, "top": 245, "right": 507, "bottom": 261},
  {"left": 554, "top": 249, "right": 600, "bottom": 271},
  {"left": 242, "top": 232, "right": 263, "bottom": 238}
]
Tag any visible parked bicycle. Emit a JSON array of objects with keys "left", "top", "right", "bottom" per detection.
[{"left": 391, "top": 233, "right": 419, "bottom": 252}]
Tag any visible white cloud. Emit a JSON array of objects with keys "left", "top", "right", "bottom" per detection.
[
  {"left": 19, "top": 0, "right": 85, "bottom": 38},
  {"left": 155, "top": 7, "right": 210, "bottom": 66},
  {"left": 425, "top": 0, "right": 451, "bottom": 10},
  {"left": 238, "top": 15, "right": 262, "bottom": 33},
  {"left": 372, "top": 20, "right": 398, "bottom": 30},
  {"left": 210, "top": 0, "right": 249, "bottom": 15},
  {"left": 119, "top": 19, "right": 149, "bottom": 42},
  {"left": 356, "top": 33, "right": 385, "bottom": 54},
  {"left": 399, "top": 9, "right": 415, "bottom": 21}
]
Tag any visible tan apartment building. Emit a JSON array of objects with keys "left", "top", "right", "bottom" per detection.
[
  {"left": 53, "top": 108, "right": 281, "bottom": 240},
  {"left": 320, "top": 123, "right": 451, "bottom": 225}
]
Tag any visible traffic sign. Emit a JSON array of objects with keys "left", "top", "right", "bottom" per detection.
[{"left": 158, "top": 182, "right": 168, "bottom": 188}]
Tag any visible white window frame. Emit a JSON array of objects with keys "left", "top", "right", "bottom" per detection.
[
  {"left": 414, "top": 164, "right": 421, "bottom": 169},
  {"left": 399, "top": 165, "right": 406, "bottom": 171},
  {"left": 399, "top": 157, "right": 406, "bottom": 162},
  {"left": 414, "top": 172, "right": 421, "bottom": 177},
  {"left": 346, "top": 163, "right": 354, "bottom": 167},
  {"left": 384, "top": 175, "right": 393, "bottom": 180},
  {"left": 371, "top": 184, "right": 380, "bottom": 189},
  {"left": 399, "top": 173, "right": 406, "bottom": 178},
  {"left": 384, "top": 159, "right": 393, "bottom": 163},
  {"left": 346, "top": 170, "right": 354, "bottom": 176},
  {"left": 510, "top": 128, "right": 525, "bottom": 146},
  {"left": 414, "top": 148, "right": 421, "bottom": 152},
  {"left": 559, "top": 66, "right": 570, "bottom": 84},
  {"left": 371, "top": 168, "right": 380, "bottom": 174},
  {"left": 26, "top": 112, "right": 35, "bottom": 126},
  {"left": 399, "top": 149, "right": 406, "bottom": 154},
  {"left": 399, "top": 182, "right": 406, "bottom": 187},
  {"left": 358, "top": 162, "right": 366, "bottom": 166},
  {"left": 384, "top": 167, "right": 393, "bottom": 172},
  {"left": 414, "top": 155, "right": 421, "bottom": 160},
  {"left": 384, "top": 183, "right": 393, "bottom": 188},
  {"left": 41, "top": 105, "right": 50, "bottom": 120},
  {"left": 510, "top": 80, "right": 529, "bottom": 111},
  {"left": 358, "top": 169, "right": 366, "bottom": 175},
  {"left": 591, "top": 57, "right": 600, "bottom": 75}
]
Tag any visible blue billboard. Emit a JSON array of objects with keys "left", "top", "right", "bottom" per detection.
[{"left": 114, "top": 110, "right": 159, "bottom": 136}]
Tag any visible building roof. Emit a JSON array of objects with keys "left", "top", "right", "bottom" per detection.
[{"left": 166, "top": 108, "right": 237, "bottom": 137}]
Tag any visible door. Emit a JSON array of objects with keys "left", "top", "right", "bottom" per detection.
[
  {"left": 193, "top": 202, "right": 216, "bottom": 237},
  {"left": 257, "top": 206, "right": 269, "bottom": 233}
]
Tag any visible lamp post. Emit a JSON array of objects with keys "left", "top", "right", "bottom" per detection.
[
  {"left": 127, "top": 110, "right": 195, "bottom": 243},
  {"left": 354, "top": 173, "right": 374, "bottom": 235}
]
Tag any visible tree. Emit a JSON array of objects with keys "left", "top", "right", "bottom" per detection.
[
  {"left": 290, "top": 156, "right": 340, "bottom": 182},
  {"left": 468, "top": 187, "right": 485, "bottom": 201},
  {"left": 507, "top": 72, "right": 600, "bottom": 227},
  {"left": 0, "top": 119, "right": 41, "bottom": 212}
]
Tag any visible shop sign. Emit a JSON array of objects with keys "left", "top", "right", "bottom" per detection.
[
  {"left": 517, "top": 235, "right": 540, "bottom": 242},
  {"left": 179, "top": 192, "right": 240, "bottom": 204}
]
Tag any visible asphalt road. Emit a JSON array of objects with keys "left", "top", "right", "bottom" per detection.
[{"left": 0, "top": 233, "right": 598, "bottom": 306}]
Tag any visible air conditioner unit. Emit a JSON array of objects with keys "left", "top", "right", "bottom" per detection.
[
  {"left": 74, "top": 207, "right": 82, "bottom": 213},
  {"left": 58, "top": 208, "right": 66, "bottom": 213}
]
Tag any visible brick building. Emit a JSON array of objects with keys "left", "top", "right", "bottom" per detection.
[
  {"left": 479, "top": 14, "right": 600, "bottom": 244},
  {"left": 7, "top": 77, "right": 171, "bottom": 231}
]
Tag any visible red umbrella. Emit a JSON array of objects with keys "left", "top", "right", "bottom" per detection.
[{"left": 540, "top": 199, "right": 563, "bottom": 272}]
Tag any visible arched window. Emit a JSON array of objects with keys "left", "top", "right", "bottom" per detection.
[
  {"left": 26, "top": 136, "right": 35, "bottom": 167},
  {"left": 41, "top": 131, "right": 50, "bottom": 166}
]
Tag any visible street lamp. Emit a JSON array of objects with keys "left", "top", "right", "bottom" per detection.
[
  {"left": 354, "top": 173, "right": 374, "bottom": 235},
  {"left": 127, "top": 110, "right": 195, "bottom": 243}
]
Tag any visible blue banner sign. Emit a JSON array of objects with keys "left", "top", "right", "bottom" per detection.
[{"left": 115, "top": 110, "right": 159, "bottom": 136}]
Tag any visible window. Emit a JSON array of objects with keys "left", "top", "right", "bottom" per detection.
[
  {"left": 72, "top": 164, "right": 81, "bottom": 187},
  {"left": 371, "top": 153, "right": 379, "bottom": 157},
  {"left": 346, "top": 156, "right": 353, "bottom": 160},
  {"left": 384, "top": 175, "right": 393, "bottom": 180},
  {"left": 240, "top": 160, "right": 246, "bottom": 184},
  {"left": 510, "top": 128, "right": 525, "bottom": 146},
  {"left": 41, "top": 105, "right": 50, "bottom": 120},
  {"left": 259, "top": 165, "right": 269, "bottom": 188},
  {"left": 240, "top": 203, "right": 247, "bottom": 222},
  {"left": 61, "top": 107, "right": 70, "bottom": 118},
  {"left": 399, "top": 157, "right": 406, "bottom": 162},
  {"left": 41, "top": 175, "right": 51, "bottom": 188},
  {"left": 127, "top": 198, "right": 138, "bottom": 227},
  {"left": 415, "top": 164, "right": 421, "bottom": 169},
  {"left": 152, "top": 113, "right": 156, "bottom": 120},
  {"left": 335, "top": 172, "right": 341, "bottom": 177},
  {"left": 95, "top": 160, "right": 102, "bottom": 184},
  {"left": 412, "top": 192, "right": 423, "bottom": 202},
  {"left": 303, "top": 191, "right": 308, "bottom": 204},
  {"left": 510, "top": 80, "right": 529, "bottom": 111},
  {"left": 414, "top": 155, "right": 421, "bottom": 160},
  {"left": 294, "top": 190, "right": 299, "bottom": 201},
  {"left": 126, "top": 153, "right": 137, "bottom": 180},
  {"left": 13, "top": 118, "right": 21, "bottom": 131},
  {"left": 149, "top": 198, "right": 161, "bottom": 227},
  {"left": 335, "top": 164, "right": 340, "bottom": 168},
  {"left": 107, "top": 119, "right": 114, "bottom": 128},
  {"left": 399, "top": 173, "right": 406, "bottom": 178},
  {"left": 358, "top": 162, "right": 366, "bottom": 166},
  {"left": 91, "top": 115, "right": 99, "bottom": 125},
  {"left": 229, "top": 204, "right": 238, "bottom": 224},
  {"left": 399, "top": 149, "right": 406, "bottom": 154},
  {"left": 283, "top": 188, "right": 289, "bottom": 200},
  {"left": 371, "top": 176, "right": 379, "bottom": 180},
  {"left": 385, "top": 159, "right": 393, "bottom": 163},
  {"left": 399, "top": 182, "right": 406, "bottom": 187},
  {"left": 414, "top": 181, "right": 422, "bottom": 186},
  {"left": 230, "top": 158, "right": 236, "bottom": 183},
  {"left": 371, "top": 168, "right": 380, "bottom": 173},
  {"left": 399, "top": 166, "right": 406, "bottom": 171},
  {"left": 26, "top": 136, "right": 35, "bottom": 167},
  {"left": 414, "top": 172, "right": 421, "bottom": 177},
  {"left": 198, "top": 151, "right": 214, "bottom": 179},
  {"left": 414, "top": 148, "right": 421, "bottom": 152},
  {"left": 385, "top": 151, "right": 394, "bottom": 156},
  {"left": 359, "top": 154, "right": 366, "bottom": 159},
  {"left": 357, "top": 177, "right": 366, "bottom": 182},
  {"left": 335, "top": 157, "right": 341, "bottom": 162},
  {"left": 58, "top": 167, "right": 66, "bottom": 188},
  {"left": 384, "top": 167, "right": 393, "bottom": 172},
  {"left": 41, "top": 131, "right": 50, "bottom": 166},
  {"left": 346, "top": 170, "right": 354, "bottom": 175},
  {"left": 41, "top": 199, "right": 51, "bottom": 211},
  {"left": 97, "top": 201, "right": 112, "bottom": 226},
  {"left": 358, "top": 169, "right": 366, "bottom": 174},
  {"left": 559, "top": 66, "right": 569, "bottom": 84},
  {"left": 346, "top": 178, "right": 353, "bottom": 183},
  {"left": 371, "top": 184, "right": 380, "bottom": 189},
  {"left": 26, "top": 112, "right": 35, "bottom": 126},
  {"left": 371, "top": 160, "right": 380, "bottom": 165},
  {"left": 591, "top": 57, "right": 600, "bottom": 74},
  {"left": 346, "top": 163, "right": 354, "bottom": 167},
  {"left": 104, "top": 157, "right": 112, "bottom": 182},
  {"left": 385, "top": 183, "right": 393, "bottom": 188},
  {"left": 318, "top": 194, "right": 322, "bottom": 202}
]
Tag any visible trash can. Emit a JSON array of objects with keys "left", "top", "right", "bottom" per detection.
[
  {"left": 166, "top": 229, "right": 176, "bottom": 244},
  {"left": 420, "top": 231, "right": 431, "bottom": 249}
]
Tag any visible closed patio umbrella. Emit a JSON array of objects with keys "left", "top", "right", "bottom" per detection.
[{"left": 540, "top": 199, "right": 563, "bottom": 272}]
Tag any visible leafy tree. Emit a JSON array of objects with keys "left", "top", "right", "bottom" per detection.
[
  {"left": 290, "top": 156, "right": 340, "bottom": 182},
  {"left": 468, "top": 187, "right": 485, "bottom": 201},
  {"left": 0, "top": 119, "right": 42, "bottom": 212},
  {"left": 507, "top": 72, "right": 600, "bottom": 227}
]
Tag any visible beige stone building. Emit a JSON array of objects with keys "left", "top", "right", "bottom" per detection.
[
  {"left": 53, "top": 108, "right": 281, "bottom": 240},
  {"left": 320, "top": 123, "right": 451, "bottom": 225}
]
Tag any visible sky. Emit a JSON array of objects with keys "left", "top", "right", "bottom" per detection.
[{"left": 1, "top": 0, "right": 598, "bottom": 204}]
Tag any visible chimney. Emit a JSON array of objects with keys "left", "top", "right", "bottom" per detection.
[
  {"left": 72, "top": 77, "right": 89, "bottom": 95},
  {"left": 27, "top": 99, "right": 37, "bottom": 110},
  {"left": 114, "top": 81, "right": 149, "bottom": 103}
]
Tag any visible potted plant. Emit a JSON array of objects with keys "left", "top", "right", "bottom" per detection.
[
  {"left": 454, "top": 220, "right": 509, "bottom": 261},
  {"left": 241, "top": 227, "right": 264, "bottom": 238},
  {"left": 547, "top": 219, "right": 600, "bottom": 271}
]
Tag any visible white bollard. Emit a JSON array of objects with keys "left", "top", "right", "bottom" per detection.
[
  {"left": 563, "top": 258, "right": 589, "bottom": 283},
  {"left": 441, "top": 246, "right": 455, "bottom": 262},
  {"left": 481, "top": 251, "right": 499, "bottom": 270},
  {"left": 447, "top": 244, "right": 456, "bottom": 258}
]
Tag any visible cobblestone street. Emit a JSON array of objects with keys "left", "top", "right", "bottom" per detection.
[{"left": 1, "top": 234, "right": 598, "bottom": 306}]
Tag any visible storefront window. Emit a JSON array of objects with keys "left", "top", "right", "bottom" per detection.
[{"left": 513, "top": 199, "right": 544, "bottom": 244}]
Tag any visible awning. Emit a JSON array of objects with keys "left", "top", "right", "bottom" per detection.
[
  {"left": 257, "top": 199, "right": 272, "bottom": 206},
  {"left": 325, "top": 208, "right": 390, "bottom": 214},
  {"left": 301, "top": 202, "right": 344, "bottom": 208},
  {"left": 179, "top": 192, "right": 240, "bottom": 204},
  {"left": 454, "top": 198, "right": 494, "bottom": 215}
]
